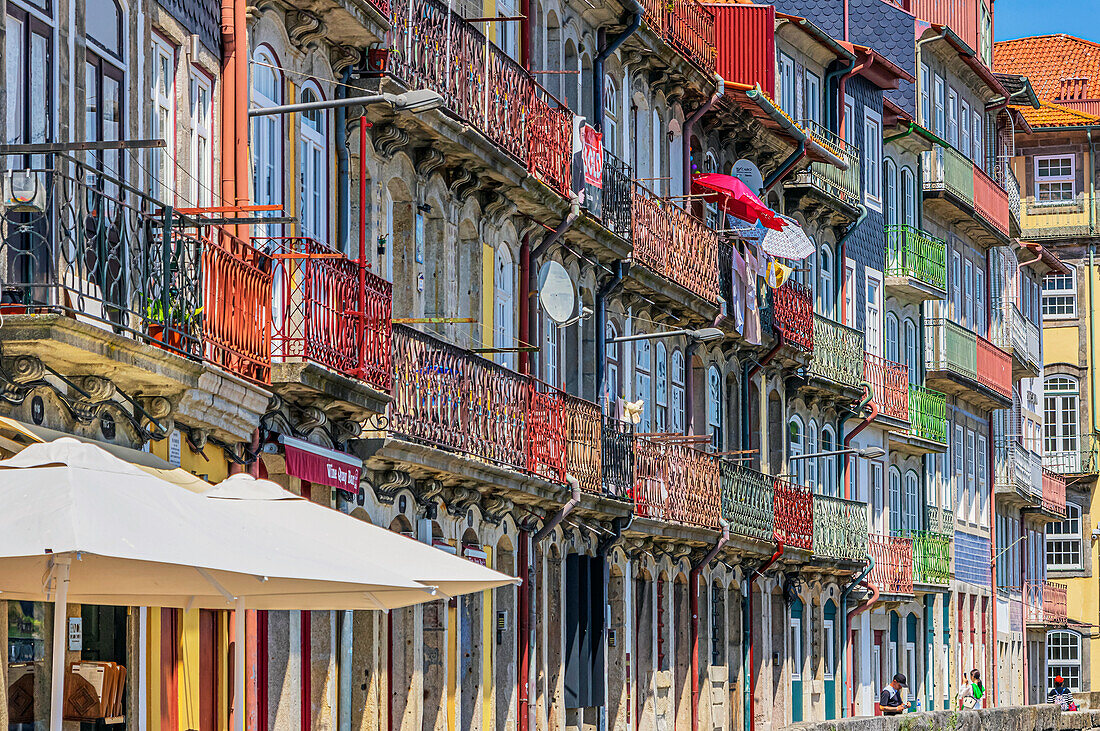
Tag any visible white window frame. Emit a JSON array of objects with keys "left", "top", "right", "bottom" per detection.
[
  {"left": 298, "top": 83, "right": 328, "bottom": 244},
  {"left": 1035, "top": 154, "right": 1076, "bottom": 204},
  {"left": 707, "top": 365, "right": 722, "bottom": 451},
  {"left": 920, "top": 63, "right": 930, "bottom": 127},
  {"left": 1047, "top": 502, "right": 1083, "bottom": 570},
  {"left": 951, "top": 252, "right": 962, "bottom": 320},
  {"left": 977, "top": 434, "right": 988, "bottom": 527},
  {"left": 905, "top": 470, "right": 920, "bottom": 533},
  {"left": 960, "top": 98, "right": 972, "bottom": 158},
  {"left": 789, "top": 415, "right": 805, "bottom": 487},
  {"left": 965, "top": 259, "right": 975, "bottom": 329},
  {"left": 670, "top": 348, "right": 685, "bottom": 434},
  {"left": 189, "top": 67, "right": 213, "bottom": 208},
  {"left": 803, "top": 69, "right": 821, "bottom": 125},
  {"left": 904, "top": 318, "right": 918, "bottom": 384},
  {"left": 251, "top": 47, "right": 284, "bottom": 239},
  {"left": 954, "top": 424, "right": 965, "bottom": 513},
  {"left": 972, "top": 111, "right": 983, "bottom": 165},
  {"left": 655, "top": 341, "right": 668, "bottom": 433},
  {"left": 1045, "top": 375, "right": 1081, "bottom": 469},
  {"left": 845, "top": 258, "right": 856, "bottom": 326},
  {"left": 947, "top": 87, "right": 959, "bottom": 148},
  {"left": 889, "top": 465, "right": 902, "bottom": 534},
  {"left": 902, "top": 167, "right": 916, "bottom": 226},
  {"left": 967, "top": 429, "right": 977, "bottom": 525},
  {"left": 865, "top": 267, "right": 884, "bottom": 356},
  {"left": 863, "top": 108, "right": 883, "bottom": 210},
  {"left": 819, "top": 243, "right": 834, "bottom": 319},
  {"left": 934, "top": 75, "right": 946, "bottom": 136},
  {"left": 885, "top": 158, "right": 898, "bottom": 227},
  {"left": 886, "top": 312, "right": 900, "bottom": 363},
  {"left": 151, "top": 33, "right": 175, "bottom": 201},
  {"left": 1047, "top": 630, "right": 1082, "bottom": 692},
  {"left": 495, "top": 245, "right": 516, "bottom": 370},
  {"left": 824, "top": 617, "right": 836, "bottom": 680},
  {"left": 778, "top": 53, "right": 796, "bottom": 114},
  {"left": 603, "top": 74, "right": 618, "bottom": 157},
  {"left": 790, "top": 613, "right": 803, "bottom": 682},
  {"left": 1043, "top": 271, "right": 1078, "bottom": 319},
  {"left": 634, "top": 339, "right": 652, "bottom": 432}
]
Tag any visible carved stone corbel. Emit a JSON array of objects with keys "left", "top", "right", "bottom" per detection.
[
  {"left": 330, "top": 46, "right": 362, "bottom": 76},
  {"left": 415, "top": 146, "right": 447, "bottom": 179},
  {"left": 448, "top": 166, "right": 481, "bottom": 202},
  {"left": 286, "top": 10, "right": 326, "bottom": 51},
  {"left": 373, "top": 123, "right": 410, "bottom": 160},
  {"left": 374, "top": 468, "right": 413, "bottom": 504}
]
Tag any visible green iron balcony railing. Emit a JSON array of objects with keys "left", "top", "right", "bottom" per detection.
[
  {"left": 884, "top": 225, "right": 947, "bottom": 290},
  {"left": 907, "top": 384, "right": 947, "bottom": 444},
  {"left": 912, "top": 531, "right": 951, "bottom": 586},
  {"left": 790, "top": 119, "right": 862, "bottom": 207},
  {"left": 923, "top": 146, "right": 974, "bottom": 206},
  {"left": 927, "top": 505, "right": 955, "bottom": 536},
  {"left": 719, "top": 460, "right": 775, "bottom": 543},
  {"left": 808, "top": 314, "right": 864, "bottom": 388},
  {"left": 812, "top": 494, "right": 868, "bottom": 562},
  {"left": 927, "top": 318, "right": 977, "bottom": 381}
]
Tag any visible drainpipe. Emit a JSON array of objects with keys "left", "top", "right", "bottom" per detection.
[
  {"left": 524, "top": 195, "right": 582, "bottom": 376},
  {"left": 335, "top": 64, "right": 355, "bottom": 253},
  {"left": 220, "top": 0, "right": 249, "bottom": 238},
  {"left": 683, "top": 74, "right": 726, "bottom": 199},
  {"left": 685, "top": 339, "right": 699, "bottom": 435},
  {"left": 842, "top": 384, "right": 876, "bottom": 500},
  {"left": 691, "top": 517, "right": 729, "bottom": 731},
  {"left": 594, "top": 9, "right": 642, "bottom": 133},
  {"left": 837, "top": 557, "right": 874, "bottom": 718},
  {"left": 519, "top": 474, "right": 580, "bottom": 731},
  {"left": 596, "top": 261, "right": 630, "bottom": 409},
  {"left": 844, "top": 578, "right": 880, "bottom": 716},
  {"left": 838, "top": 54, "right": 873, "bottom": 140},
  {"left": 836, "top": 205, "right": 868, "bottom": 327},
  {"left": 761, "top": 140, "right": 806, "bottom": 194},
  {"left": 743, "top": 542, "right": 784, "bottom": 731},
  {"left": 1091, "top": 244, "right": 1097, "bottom": 441},
  {"left": 825, "top": 57, "right": 856, "bottom": 135}
]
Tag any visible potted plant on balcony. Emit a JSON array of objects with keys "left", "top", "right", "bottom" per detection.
[{"left": 145, "top": 299, "right": 202, "bottom": 352}]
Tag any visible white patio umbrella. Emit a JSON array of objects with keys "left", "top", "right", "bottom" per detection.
[{"left": 0, "top": 438, "right": 517, "bottom": 730}]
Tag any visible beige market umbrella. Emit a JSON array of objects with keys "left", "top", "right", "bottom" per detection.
[{"left": 0, "top": 438, "right": 516, "bottom": 730}]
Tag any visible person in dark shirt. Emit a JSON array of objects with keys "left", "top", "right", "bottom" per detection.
[{"left": 880, "top": 673, "right": 910, "bottom": 715}]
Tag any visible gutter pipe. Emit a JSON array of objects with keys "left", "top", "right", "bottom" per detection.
[
  {"left": 336, "top": 64, "right": 355, "bottom": 253},
  {"left": 743, "top": 543, "right": 783, "bottom": 731},
  {"left": 843, "top": 576, "right": 880, "bottom": 716},
  {"left": 683, "top": 74, "right": 726, "bottom": 201},
  {"left": 826, "top": 56, "right": 856, "bottom": 134},
  {"left": 596, "top": 261, "right": 630, "bottom": 410},
  {"left": 594, "top": 9, "right": 642, "bottom": 134},
  {"left": 839, "top": 53, "right": 874, "bottom": 140},
  {"left": 740, "top": 332, "right": 785, "bottom": 453},
  {"left": 761, "top": 140, "right": 806, "bottom": 193},
  {"left": 1090, "top": 131, "right": 1098, "bottom": 442},
  {"left": 837, "top": 556, "right": 874, "bottom": 718},
  {"left": 841, "top": 383, "right": 876, "bottom": 500},
  {"left": 522, "top": 194, "right": 582, "bottom": 375},
  {"left": 691, "top": 517, "right": 730, "bottom": 731},
  {"left": 884, "top": 122, "right": 949, "bottom": 150},
  {"left": 519, "top": 474, "right": 581, "bottom": 731},
  {"left": 836, "top": 205, "right": 867, "bottom": 328}
]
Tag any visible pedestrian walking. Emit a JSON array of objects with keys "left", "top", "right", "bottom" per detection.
[
  {"left": 880, "top": 673, "right": 910, "bottom": 715},
  {"left": 1048, "top": 675, "right": 1077, "bottom": 711},
  {"left": 956, "top": 669, "right": 985, "bottom": 710}
]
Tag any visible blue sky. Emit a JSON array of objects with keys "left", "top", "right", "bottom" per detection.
[{"left": 995, "top": 0, "right": 1100, "bottom": 43}]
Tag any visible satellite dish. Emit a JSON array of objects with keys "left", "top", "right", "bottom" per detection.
[
  {"left": 538, "top": 261, "right": 576, "bottom": 324},
  {"left": 732, "top": 159, "right": 765, "bottom": 197}
]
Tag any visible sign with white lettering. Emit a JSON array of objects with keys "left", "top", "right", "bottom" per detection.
[
  {"left": 582, "top": 125, "right": 603, "bottom": 188},
  {"left": 68, "top": 617, "right": 82, "bottom": 651},
  {"left": 168, "top": 430, "right": 182, "bottom": 467},
  {"left": 281, "top": 435, "right": 363, "bottom": 495}
]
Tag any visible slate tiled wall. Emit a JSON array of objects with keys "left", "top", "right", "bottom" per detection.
[{"left": 158, "top": 0, "right": 222, "bottom": 55}]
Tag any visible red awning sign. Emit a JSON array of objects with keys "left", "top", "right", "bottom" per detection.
[{"left": 280, "top": 435, "right": 363, "bottom": 495}]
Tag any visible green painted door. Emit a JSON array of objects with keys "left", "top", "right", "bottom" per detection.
[
  {"left": 792, "top": 599, "right": 804, "bottom": 723},
  {"left": 825, "top": 601, "right": 837, "bottom": 720}
]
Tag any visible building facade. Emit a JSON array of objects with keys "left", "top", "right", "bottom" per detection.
[{"left": 0, "top": 0, "right": 1076, "bottom": 729}]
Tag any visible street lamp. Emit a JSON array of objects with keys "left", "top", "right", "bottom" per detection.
[
  {"left": 786, "top": 446, "right": 886, "bottom": 462},
  {"left": 607, "top": 327, "right": 724, "bottom": 344},
  {"left": 248, "top": 89, "right": 445, "bottom": 117}
]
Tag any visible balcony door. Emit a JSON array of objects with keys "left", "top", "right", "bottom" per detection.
[
  {"left": 1045, "top": 375, "right": 1080, "bottom": 472},
  {"left": 865, "top": 268, "right": 884, "bottom": 356}
]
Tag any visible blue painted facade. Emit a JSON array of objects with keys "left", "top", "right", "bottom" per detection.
[{"left": 955, "top": 531, "right": 993, "bottom": 587}]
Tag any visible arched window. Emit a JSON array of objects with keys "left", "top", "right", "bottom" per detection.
[
  {"left": 670, "top": 349, "right": 685, "bottom": 434},
  {"left": 605, "top": 321, "right": 620, "bottom": 410},
  {"left": 651, "top": 107, "right": 664, "bottom": 196},
  {"left": 635, "top": 339, "right": 652, "bottom": 432},
  {"left": 904, "top": 470, "right": 920, "bottom": 533},
  {"left": 1047, "top": 502, "right": 1082, "bottom": 570},
  {"left": 1045, "top": 375, "right": 1080, "bottom": 471},
  {"left": 655, "top": 342, "right": 669, "bottom": 432},
  {"left": 901, "top": 167, "right": 917, "bottom": 226},
  {"left": 299, "top": 85, "right": 328, "bottom": 243},
  {"left": 904, "top": 318, "right": 918, "bottom": 384},
  {"left": 603, "top": 75, "right": 618, "bottom": 156},
  {"left": 888, "top": 466, "right": 902, "bottom": 534},
  {"left": 789, "top": 416, "right": 805, "bottom": 487},
  {"left": 495, "top": 245, "right": 516, "bottom": 369},
  {"left": 819, "top": 244, "right": 834, "bottom": 318},
  {"left": 1047, "top": 630, "right": 1082, "bottom": 692},
  {"left": 886, "top": 313, "right": 900, "bottom": 363},
  {"left": 806, "top": 419, "right": 819, "bottom": 493},
  {"left": 821, "top": 424, "right": 837, "bottom": 496},
  {"left": 251, "top": 48, "right": 283, "bottom": 238},
  {"left": 885, "top": 158, "right": 898, "bottom": 227},
  {"left": 707, "top": 365, "right": 722, "bottom": 451},
  {"left": 543, "top": 312, "right": 563, "bottom": 388}
]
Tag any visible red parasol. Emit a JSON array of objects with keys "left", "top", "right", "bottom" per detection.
[{"left": 691, "top": 173, "right": 785, "bottom": 231}]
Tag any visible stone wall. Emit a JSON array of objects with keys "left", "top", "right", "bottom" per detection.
[{"left": 788, "top": 705, "right": 1062, "bottom": 731}]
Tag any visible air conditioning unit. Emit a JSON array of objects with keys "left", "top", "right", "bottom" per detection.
[{"left": 3, "top": 170, "right": 45, "bottom": 212}]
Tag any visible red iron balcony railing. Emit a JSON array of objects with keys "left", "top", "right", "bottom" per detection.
[
  {"left": 263, "top": 237, "right": 393, "bottom": 393},
  {"left": 633, "top": 438, "right": 721, "bottom": 529},
  {"left": 1044, "top": 581, "right": 1068, "bottom": 625},
  {"left": 389, "top": 0, "right": 573, "bottom": 195},
  {"left": 203, "top": 233, "right": 273, "bottom": 384},
  {"left": 1043, "top": 468, "right": 1068, "bottom": 519},
  {"left": 767, "top": 281, "right": 814, "bottom": 351},
  {"left": 976, "top": 335, "right": 1012, "bottom": 401},
  {"left": 973, "top": 165, "right": 1010, "bottom": 238},
  {"left": 639, "top": 0, "right": 716, "bottom": 73},
  {"left": 864, "top": 353, "right": 909, "bottom": 421},
  {"left": 558, "top": 394, "right": 635, "bottom": 499},
  {"left": 1022, "top": 582, "right": 1043, "bottom": 625},
  {"left": 773, "top": 477, "right": 813, "bottom": 551},
  {"left": 630, "top": 182, "right": 720, "bottom": 304},
  {"left": 869, "top": 533, "right": 914, "bottom": 595}
]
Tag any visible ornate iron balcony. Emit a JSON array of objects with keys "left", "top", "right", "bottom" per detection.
[
  {"left": 719, "top": 461, "right": 775, "bottom": 543},
  {"left": 808, "top": 315, "right": 863, "bottom": 388},
  {"left": 912, "top": 531, "right": 951, "bottom": 586},
  {"left": 812, "top": 494, "right": 868, "bottom": 561},
  {"left": 907, "top": 384, "right": 947, "bottom": 444},
  {"left": 884, "top": 225, "right": 946, "bottom": 290}
]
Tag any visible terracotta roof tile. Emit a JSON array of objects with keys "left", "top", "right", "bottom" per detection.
[
  {"left": 994, "top": 35, "right": 1100, "bottom": 102},
  {"left": 1009, "top": 99, "right": 1100, "bottom": 129}
]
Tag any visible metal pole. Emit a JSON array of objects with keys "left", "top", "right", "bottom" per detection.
[
  {"left": 357, "top": 117, "right": 369, "bottom": 378},
  {"left": 248, "top": 94, "right": 388, "bottom": 117},
  {"left": 235, "top": 596, "right": 247, "bottom": 731},
  {"left": 49, "top": 556, "right": 71, "bottom": 731}
]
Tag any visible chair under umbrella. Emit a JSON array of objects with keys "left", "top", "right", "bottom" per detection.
[{"left": 0, "top": 438, "right": 517, "bottom": 730}]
